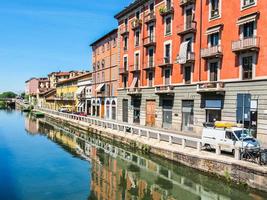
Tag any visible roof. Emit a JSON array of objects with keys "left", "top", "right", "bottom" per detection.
[
  {"left": 56, "top": 72, "right": 91, "bottom": 86},
  {"left": 55, "top": 72, "right": 70, "bottom": 77},
  {"left": 90, "top": 28, "right": 118, "bottom": 47},
  {"left": 114, "top": 0, "right": 147, "bottom": 19}
]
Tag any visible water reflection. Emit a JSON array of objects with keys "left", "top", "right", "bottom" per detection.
[{"left": 26, "top": 114, "right": 267, "bottom": 200}]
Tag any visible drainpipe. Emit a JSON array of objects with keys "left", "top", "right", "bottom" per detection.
[{"left": 198, "top": 0, "right": 203, "bottom": 82}]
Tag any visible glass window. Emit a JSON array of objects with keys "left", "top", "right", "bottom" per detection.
[
  {"left": 184, "top": 66, "right": 191, "bottom": 84},
  {"left": 210, "top": 32, "right": 219, "bottom": 46},
  {"left": 210, "top": 62, "right": 218, "bottom": 81},
  {"left": 242, "top": 56, "right": 253, "bottom": 80},
  {"left": 210, "top": 0, "right": 219, "bottom": 18},
  {"left": 242, "top": 0, "right": 256, "bottom": 8},
  {"left": 165, "top": 16, "right": 172, "bottom": 35},
  {"left": 135, "top": 30, "right": 140, "bottom": 46},
  {"left": 243, "top": 22, "right": 254, "bottom": 38}
]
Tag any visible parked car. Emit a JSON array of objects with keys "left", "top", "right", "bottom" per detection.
[{"left": 202, "top": 121, "right": 260, "bottom": 154}]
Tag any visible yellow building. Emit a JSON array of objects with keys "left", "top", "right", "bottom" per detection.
[{"left": 55, "top": 73, "right": 91, "bottom": 112}]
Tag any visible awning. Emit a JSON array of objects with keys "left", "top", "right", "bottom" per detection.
[
  {"left": 95, "top": 83, "right": 105, "bottom": 92},
  {"left": 206, "top": 24, "right": 223, "bottom": 35},
  {"left": 78, "top": 102, "right": 85, "bottom": 108},
  {"left": 205, "top": 100, "right": 222, "bottom": 110},
  {"left": 130, "top": 77, "right": 138, "bottom": 88},
  {"left": 177, "top": 41, "right": 189, "bottom": 64},
  {"left": 76, "top": 86, "right": 85, "bottom": 95},
  {"left": 237, "top": 12, "right": 259, "bottom": 26}
]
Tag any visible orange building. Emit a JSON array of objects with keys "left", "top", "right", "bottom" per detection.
[
  {"left": 114, "top": 0, "right": 267, "bottom": 145},
  {"left": 90, "top": 29, "right": 119, "bottom": 120}
]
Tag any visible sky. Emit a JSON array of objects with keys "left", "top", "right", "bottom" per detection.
[{"left": 0, "top": 0, "right": 132, "bottom": 93}]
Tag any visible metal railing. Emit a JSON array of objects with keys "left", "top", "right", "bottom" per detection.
[
  {"left": 197, "top": 81, "right": 225, "bottom": 92},
  {"left": 177, "top": 21, "right": 196, "bottom": 34},
  {"left": 120, "top": 26, "right": 129, "bottom": 35},
  {"left": 232, "top": 37, "right": 260, "bottom": 52},
  {"left": 144, "top": 12, "right": 156, "bottom": 23},
  {"left": 131, "top": 18, "right": 142, "bottom": 29},
  {"left": 180, "top": 0, "right": 196, "bottom": 6},
  {"left": 201, "top": 45, "right": 222, "bottom": 58},
  {"left": 144, "top": 35, "right": 156, "bottom": 46},
  {"left": 37, "top": 107, "right": 245, "bottom": 160}
]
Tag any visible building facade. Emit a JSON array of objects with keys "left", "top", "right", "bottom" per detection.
[
  {"left": 90, "top": 29, "right": 119, "bottom": 120},
  {"left": 76, "top": 73, "right": 93, "bottom": 115},
  {"left": 114, "top": 0, "right": 267, "bottom": 145},
  {"left": 55, "top": 73, "right": 91, "bottom": 112}
]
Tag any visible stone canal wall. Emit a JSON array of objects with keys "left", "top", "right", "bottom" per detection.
[{"left": 39, "top": 109, "right": 267, "bottom": 192}]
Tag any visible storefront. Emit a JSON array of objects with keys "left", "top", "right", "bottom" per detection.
[{"left": 182, "top": 100, "right": 194, "bottom": 131}]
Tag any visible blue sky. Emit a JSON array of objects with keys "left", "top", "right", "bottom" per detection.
[{"left": 0, "top": 0, "right": 132, "bottom": 93}]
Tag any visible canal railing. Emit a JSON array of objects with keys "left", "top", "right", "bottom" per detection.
[
  {"left": 42, "top": 117, "right": 229, "bottom": 200},
  {"left": 37, "top": 107, "right": 242, "bottom": 160}
]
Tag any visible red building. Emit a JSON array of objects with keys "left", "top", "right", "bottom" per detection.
[{"left": 114, "top": 0, "right": 267, "bottom": 145}]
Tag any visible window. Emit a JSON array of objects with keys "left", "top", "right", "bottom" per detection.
[
  {"left": 149, "top": 2, "right": 154, "bottom": 12},
  {"left": 101, "top": 60, "right": 105, "bottom": 69},
  {"left": 123, "top": 56, "right": 128, "bottom": 69},
  {"left": 209, "top": 32, "right": 219, "bottom": 46},
  {"left": 97, "top": 62, "right": 100, "bottom": 70},
  {"left": 102, "top": 72, "right": 105, "bottom": 82},
  {"left": 185, "top": 8, "right": 193, "bottom": 28},
  {"left": 133, "top": 99, "right": 141, "bottom": 124},
  {"left": 136, "top": 11, "right": 140, "bottom": 20},
  {"left": 124, "top": 18, "right": 128, "bottom": 26},
  {"left": 113, "top": 38, "right": 117, "bottom": 47},
  {"left": 209, "top": 62, "right": 219, "bottom": 82},
  {"left": 148, "top": 48, "right": 154, "bottom": 67},
  {"left": 135, "top": 53, "right": 140, "bottom": 69},
  {"left": 164, "top": 68, "right": 171, "bottom": 85},
  {"left": 135, "top": 30, "right": 140, "bottom": 47},
  {"left": 210, "top": 0, "right": 220, "bottom": 19},
  {"left": 206, "top": 109, "right": 221, "bottom": 123},
  {"left": 242, "top": 56, "right": 253, "bottom": 80},
  {"left": 166, "top": 0, "right": 172, "bottom": 10},
  {"left": 123, "top": 76, "right": 127, "bottom": 88},
  {"left": 164, "top": 43, "right": 171, "bottom": 63},
  {"left": 124, "top": 36, "right": 128, "bottom": 50},
  {"left": 242, "top": 0, "right": 256, "bottom": 8},
  {"left": 165, "top": 16, "right": 172, "bottom": 35},
  {"left": 184, "top": 66, "right": 191, "bottom": 84},
  {"left": 148, "top": 72, "right": 153, "bottom": 87},
  {"left": 243, "top": 22, "right": 254, "bottom": 38}
]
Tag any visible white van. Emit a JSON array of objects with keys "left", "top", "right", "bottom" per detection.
[{"left": 202, "top": 124, "right": 260, "bottom": 153}]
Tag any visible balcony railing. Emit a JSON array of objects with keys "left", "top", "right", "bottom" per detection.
[
  {"left": 127, "top": 88, "right": 142, "bottom": 95},
  {"left": 97, "top": 91, "right": 109, "bottom": 97},
  {"left": 180, "top": 0, "right": 196, "bottom": 6},
  {"left": 120, "top": 26, "right": 129, "bottom": 36},
  {"left": 159, "top": 4, "right": 174, "bottom": 16},
  {"left": 232, "top": 37, "right": 260, "bottom": 52},
  {"left": 144, "top": 12, "right": 156, "bottom": 24},
  {"left": 143, "top": 60, "right": 155, "bottom": 70},
  {"left": 129, "top": 65, "right": 141, "bottom": 73},
  {"left": 186, "top": 52, "right": 195, "bottom": 62},
  {"left": 143, "top": 36, "right": 156, "bottom": 47},
  {"left": 119, "top": 68, "right": 129, "bottom": 75},
  {"left": 201, "top": 45, "right": 222, "bottom": 59},
  {"left": 177, "top": 21, "right": 197, "bottom": 35},
  {"left": 131, "top": 19, "right": 142, "bottom": 30},
  {"left": 196, "top": 81, "right": 225, "bottom": 93},
  {"left": 55, "top": 95, "right": 74, "bottom": 101},
  {"left": 158, "top": 57, "right": 173, "bottom": 68},
  {"left": 155, "top": 85, "right": 174, "bottom": 94}
]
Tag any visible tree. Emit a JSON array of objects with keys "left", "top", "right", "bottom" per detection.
[{"left": 0, "top": 91, "right": 17, "bottom": 99}]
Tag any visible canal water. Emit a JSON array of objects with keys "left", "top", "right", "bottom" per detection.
[{"left": 0, "top": 110, "right": 267, "bottom": 200}]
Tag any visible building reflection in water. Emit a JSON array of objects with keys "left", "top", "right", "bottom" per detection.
[{"left": 25, "top": 115, "right": 267, "bottom": 200}]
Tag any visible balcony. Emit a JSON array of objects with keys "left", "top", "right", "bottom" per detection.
[
  {"left": 131, "top": 19, "right": 142, "bottom": 30},
  {"left": 143, "top": 61, "right": 155, "bottom": 71},
  {"left": 120, "top": 26, "right": 129, "bottom": 36},
  {"left": 143, "top": 36, "right": 156, "bottom": 48},
  {"left": 119, "top": 68, "right": 129, "bottom": 75},
  {"left": 159, "top": 5, "right": 174, "bottom": 17},
  {"left": 129, "top": 65, "right": 141, "bottom": 73},
  {"left": 201, "top": 45, "right": 222, "bottom": 59},
  {"left": 197, "top": 82, "right": 225, "bottom": 93},
  {"left": 186, "top": 52, "right": 195, "bottom": 63},
  {"left": 158, "top": 57, "right": 173, "bottom": 68},
  {"left": 155, "top": 85, "right": 174, "bottom": 94},
  {"left": 97, "top": 91, "right": 109, "bottom": 97},
  {"left": 180, "top": 0, "right": 196, "bottom": 7},
  {"left": 127, "top": 88, "right": 142, "bottom": 96},
  {"left": 144, "top": 12, "right": 156, "bottom": 24},
  {"left": 232, "top": 37, "right": 260, "bottom": 53},
  {"left": 177, "top": 21, "right": 197, "bottom": 35}
]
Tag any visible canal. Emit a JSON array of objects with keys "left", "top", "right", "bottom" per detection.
[{"left": 0, "top": 110, "right": 267, "bottom": 200}]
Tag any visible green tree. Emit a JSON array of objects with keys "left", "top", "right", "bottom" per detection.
[{"left": 0, "top": 91, "right": 17, "bottom": 98}]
